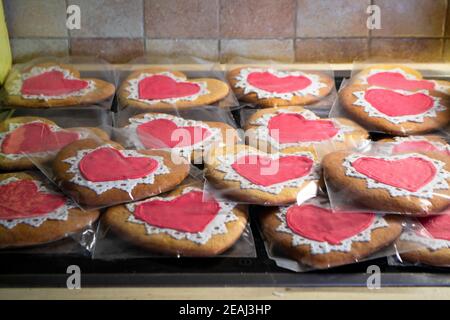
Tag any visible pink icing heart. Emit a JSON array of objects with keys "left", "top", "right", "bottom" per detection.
[
  {"left": 286, "top": 204, "right": 375, "bottom": 245},
  {"left": 21, "top": 70, "right": 89, "bottom": 96},
  {"left": 352, "top": 156, "right": 437, "bottom": 192},
  {"left": 138, "top": 75, "right": 201, "bottom": 100},
  {"left": 1, "top": 122, "right": 79, "bottom": 155},
  {"left": 134, "top": 190, "right": 220, "bottom": 233},
  {"left": 247, "top": 71, "right": 312, "bottom": 93},
  {"left": 267, "top": 113, "right": 339, "bottom": 144},
  {"left": 136, "top": 119, "right": 211, "bottom": 149},
  {"left": 0, "top": 180, "right": 66, "bottom": 220},
  {"left": 231, "top": 154, "right": 313, "bottom": 187},
  {"left": 79, "top": 147, "right": 159, "bottom": 182},
  {"left": 367, "top": 72, "right": 435, "bottom": 91},
  {"left": 364, "top": 88, "right": 434, "bottom": 117},
  {"left": 419, "top": 214, "right": 450, "bottom": 241}
]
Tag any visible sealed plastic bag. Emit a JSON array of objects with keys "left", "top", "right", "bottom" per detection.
[
  {"left": 116, "top": 55, "right": 239, "bottom": 113},
  {"left": 1, "top": 56, "right": 117, "bottom": 109},
  {"left": 93, "top": 179, "right": 256, "bottom": 259},
  {"left": 259, "top": 196, "right": 404, "bottom": 271}
]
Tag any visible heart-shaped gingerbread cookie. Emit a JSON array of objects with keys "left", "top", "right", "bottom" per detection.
[
  {"left": 4, "top": 63, "right": 115, "bottom": 108},
  {"left": 52, "top": 139, "right": 190, "bottom": 206},
  {"left": 0, "top": 116, "right": 109, "bottom": 171},
  {"left": 260, "top": 198, "right": 402, "bottom": 269},
  {"left": 118, "top": 113, "right": 238, "bottom": 164},
  {"left": 322, "top": 150, "right": 450, "bottom": 215},
  {"left": 103, "top": 182, "right": 248, "bottom": 256},
  {"left": 244, "top": 106, "right": 368, "bottom": 155},
  {"left": 339, "top": 84, "right": 450, "bottom": 135},
  {"left": 119, "top": 68, "right": 230, "bottom": 110},
  {"left": 352, "top": 65, "right": 450, "bottom": 96},
  {"left": 0, "top": 172, "right": 100, "bottom": 249},
  {"left": 205, "top": 144, "right": 320, "bottom": 205},
  {"left": 228, "top": 67, "right": 334, "bottom": 107}
]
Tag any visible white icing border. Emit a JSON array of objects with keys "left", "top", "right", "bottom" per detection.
[
  {"left": 0, "top": 121, "right": 86, "bottom": 160},
  {"left": 276, "top": 200, "right": 389, "bottom": 255},
  {"left": 352, "top": 87, "right": 446, "bottom": 124},
  {"left": 126, "top": 71, "right": 209, "bottom": 105},
  {"left": 234, "top": 68, "right": 327, "bottom": 100},
  {"left": 249, "top": 109, "right": 355, "bottom": 149},
  {"left": 0, "top": 177, "right": 75, "bottom": 229},
  {"left": 125, "top": 187, "right": 238, "bottom": 245},
  {"left": 400, "top": 229, "right": 450, "bottom": 251},
  {"left": 122, "top": 113, "right": 222, "bottom": 159},
  {"left": 214, "top": 150, "right": 319, "bottom": 195},
  {"left": 63, "top": 145, "right": 170, "bottom": 195},
  {"left": 9, "top": 65, "right": 96, "bottom": 101},
  {"left": 344, "top": 153, "right": 450, "bottom": 199}
]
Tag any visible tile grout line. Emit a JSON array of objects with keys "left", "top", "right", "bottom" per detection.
[{"left": 293, "top": 0, "right": 298, "bottom": 62}]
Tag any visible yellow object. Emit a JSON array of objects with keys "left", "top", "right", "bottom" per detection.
[{"left": 0, "top": 1, "right": 11, "bottom": 84}]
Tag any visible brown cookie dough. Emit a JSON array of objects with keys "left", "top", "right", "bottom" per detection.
[
  {"left": 117, "top": 112, "right": 239, "bottom": 164},
  {"left": 52, "top": 139, "right": 190, "bottom": 207},
  {"left": 244, "top": 106, "right": 369, "bottom": 156},
  {"left": 0, "top": 172, "right": 100, "bottom": 249},
  {"left": 3, "top": 62, "right": 115, "bottom": 108},
  {"left": 339, "top": 84, "right": 450, "bottom": 135},
  {"left": 322, "top": 151, "right": 450, "bottom": 215},
  {"left": 260, "top": 203, "right": 402, "bottom": 269},
  {"left": 228, "top": 67, "right": 334, "bottom": 107},
  {"left": 103, "top": 182, "right": 248, "bottom": 256},
  {"left": 0, "top": 116, "right": 109, "bottom": 171},
  {"left": 397, "top": 213, "right": 450, "bottom": 266},
  {"left": 118, "top": 68, "right": 230, "bottom": 111},
  {"left": 204, "top": 144, "right": 320, "bottom": 205}
]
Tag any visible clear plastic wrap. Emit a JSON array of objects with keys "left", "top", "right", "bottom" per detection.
[
  {"left": 322, "top": 140, "right": 450, "bottom": 216},
  {"left": 389, "top": 209, "right": 450, "bottom": 268},
  {"left": 113, "top": 106, "right": 242, "bottom": 165},
  {"left": 258, "top": 196, "right": 409, "bottom": 271},
  {"left": 239, "top": 105, "right": 370, "bottom": 159},
  {"left": 0, "top": 112, "right": 113, "bottom": 171},
  {"left": 225, "top": 57, "right": 337, "bottom": 112},
  {"left": 92, "top": 179, "right": 256, "bottom": 259},
  {"left": 0, "top": 171, "right": 98, "bottom": 253},
  {"left": 0, "top": 56, "right": 117, "bottom": 110},
  {"left": 116, "top": 55, "right": 239, "bottom": 114},
  {"left": 27, "top": 131, "right": 199, "bottom": 210},
  {"left": 330, "top": 60, "right": 450, "bottom": 136},
  {"left": 203, "top": 143, "right": 321, "bottom": 206}
]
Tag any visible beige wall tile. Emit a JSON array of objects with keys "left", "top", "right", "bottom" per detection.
[
  {"left": 295, "top": 38, "right": 368, "bottom": 63},
  {"left": 146, "top": 39, "right": 219, "bottom": 62},
  {"left": 220, "top": 39, "right": 294, "bottom": 63},
  {"left": 370, "top": 38, "right": 443, "bottom": 62},
  {"left": 220, "top": 0, "right": 295, "bottom": 38},
  {"left": 5, "top": 0, "right": 67, "bottom": 37},
  {"left": 372, "top": 0, "right": 446, "bottom": 37},
  {"left": 11, "top": 38, "right": 69, "bottom": 63},
  {"left": 145, "top": 0, "right": 219, "bottom": 38},
  {"left": 70, "top": 38, "right": 145, "bottom": 63},
  {"left": 297, "top": 0, "right": 370, "bottom": 37},
  {"left": 68, "top": 0, "right": 143, "bottom": 38}
]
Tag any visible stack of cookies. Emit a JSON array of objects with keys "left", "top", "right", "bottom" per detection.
[
  {"left": 0, "top": 60, "right": 116, "bottom": 250},
  {"left": 0, "top": 61, "right": 250, "bottom": 258}
]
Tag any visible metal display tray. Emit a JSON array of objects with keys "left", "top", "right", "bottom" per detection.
[{"left": 1, "top": 69, "right": 450, "bottom": 288}]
